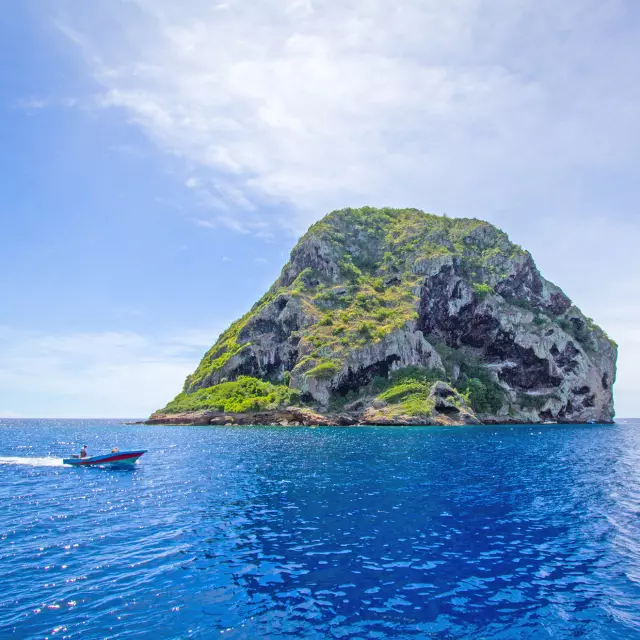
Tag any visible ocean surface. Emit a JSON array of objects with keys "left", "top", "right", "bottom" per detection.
[{"left": 0, "top": 420, "right": 638, "bottom": 639}]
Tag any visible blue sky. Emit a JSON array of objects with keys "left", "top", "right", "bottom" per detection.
[{"left": 1, "top": 0, "right": 639, "bottom": 418}]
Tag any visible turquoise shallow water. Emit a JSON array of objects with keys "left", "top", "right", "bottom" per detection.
[{"left": 0, "top": 419, "right": 639, "bottom": 639}]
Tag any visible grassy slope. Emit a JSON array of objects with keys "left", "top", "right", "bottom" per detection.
[{"left": 162, "top": 377, "right": 300, "bottom": 414}]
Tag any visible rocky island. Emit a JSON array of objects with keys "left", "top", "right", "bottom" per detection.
[{"left": 148, "top": 207, "right": 617, "bottom": 427}]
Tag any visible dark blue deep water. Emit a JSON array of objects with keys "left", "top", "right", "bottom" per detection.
[{"left": 0, "top": 420, "right": 639, "bottom": 639}]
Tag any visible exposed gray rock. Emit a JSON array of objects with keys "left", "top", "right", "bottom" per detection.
[{"left": 293, "top": 323, "right": 444, "bottom": 406}]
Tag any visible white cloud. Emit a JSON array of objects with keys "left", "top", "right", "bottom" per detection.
[
  {"left": 13, "top": 97, "right": 78, "bottom": 110},
  {"left": 0, "top": 326, "right": 221, "bottom": 418},
  {"left": 0, "top": 410, "right": 24, "bottom": 419},
  {"left": 55, "top": 0, "right": 640, "bottom": 231},
  {"left": 192, "top": 218, "right": 215, "bottom": 228}
]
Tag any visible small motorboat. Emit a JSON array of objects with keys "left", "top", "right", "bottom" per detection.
[{"left": 63, "top": 450, "right": 147, "bottom": 468}]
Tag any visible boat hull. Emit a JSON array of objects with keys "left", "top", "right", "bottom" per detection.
[{"left": 63, "top": 450, "right": 147, "bottom": 468}]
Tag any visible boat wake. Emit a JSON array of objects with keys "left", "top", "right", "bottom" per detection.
[{"left": 0, "top": 456, "right": 63, "bottom": 467}]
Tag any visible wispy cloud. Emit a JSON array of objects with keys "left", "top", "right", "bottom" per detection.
[
  {"left": 0, "top": 326, "right": 221, "bottom": 418},
  {"left": 192, "top": 218, "right": 215, "bottom": 229},
  {"left": 13, "top": 97, "right": 78, "bottom": 110},
  {"left": 54, "top": 0, "right": 640, "bottom": 233},
  {"left": 14, "top": 98, "right": 47, "bottom": 110}
]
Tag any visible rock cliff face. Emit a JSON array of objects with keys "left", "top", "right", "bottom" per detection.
[{"left": 151, "top": 207, "right": 617, "bottom": 426}]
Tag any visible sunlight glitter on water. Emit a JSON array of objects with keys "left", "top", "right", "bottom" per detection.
[{"left": 0, "top": 419, "right": 638, "bottom": 639}]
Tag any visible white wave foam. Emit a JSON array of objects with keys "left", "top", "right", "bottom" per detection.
[{"left": 0, "top": 456, "right": 64, "bottom": 467}]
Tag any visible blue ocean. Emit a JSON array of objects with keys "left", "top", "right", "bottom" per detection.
[{"left": 0, "top": 420, "right": 638, "bottom": 639}]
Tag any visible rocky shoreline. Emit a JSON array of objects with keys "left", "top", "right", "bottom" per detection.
[{"left": 143, "top": 406, "right": 610, "bottom": 427}]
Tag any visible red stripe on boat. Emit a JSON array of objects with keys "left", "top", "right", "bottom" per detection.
[{"left": 79, "top": 453, "right": 141, "bottom": 464}]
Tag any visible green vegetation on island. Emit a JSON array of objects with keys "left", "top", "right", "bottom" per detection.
[{"left": 163, "top": 376, "right": 300, "bottom": 414}]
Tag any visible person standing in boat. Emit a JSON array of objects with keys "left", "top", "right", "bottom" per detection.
[{"left": 80, "top": 445, "right": 88, "bottom": 458}]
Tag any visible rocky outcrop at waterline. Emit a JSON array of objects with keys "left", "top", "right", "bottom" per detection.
[{"left": 149, "top": 207, "right": 617, "bottom": 426}]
